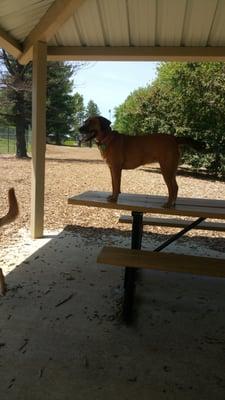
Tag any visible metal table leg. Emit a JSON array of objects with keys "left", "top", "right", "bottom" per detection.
[
  {"left": 123, "top": 211, "right": 143, "bottom": 322},
  {"left": 122, "top": 215, "right": 205, "bottom": 322},
  {"left": 154, "top": 217, "right": 206, "bottom": 252}
]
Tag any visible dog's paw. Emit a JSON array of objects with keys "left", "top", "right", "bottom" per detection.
[
  {"left": 107, "top": 195, "right": 118, "bottom": 203},
  {"left": 162, "top": 201, "right": 175, "bottom": 209}
]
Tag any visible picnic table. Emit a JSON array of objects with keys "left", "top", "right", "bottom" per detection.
[{"left": 68, "top": 191, "right": 225, "bottom": 322}]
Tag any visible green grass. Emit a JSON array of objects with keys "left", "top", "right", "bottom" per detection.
[
  {"left": 0, "top": 138, "right": 16, "bottom": 154},
  {"left": 63, "top": 139, "right": 76, "bottom": 146},
  {"left": 0, "top": 138, "right": 32, "bottom": 154}
]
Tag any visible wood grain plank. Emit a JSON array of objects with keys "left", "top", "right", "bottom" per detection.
[
  {"left": 68, "top": 191, "right": 225, "bottom": 219},
  {"left": 97, "top": 246, "right": 225, "bottom": 277},
  {"left": 119, "top": 215, "right": 225, "bottom": 231}
]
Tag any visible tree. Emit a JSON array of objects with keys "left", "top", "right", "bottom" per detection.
[
  {"left": 0, "top": 49, "right": 32, "bottom": 157},
  {"left": 154, "top": 62, "right": 225, "bottom": 175},
  {"left": 0, "top": 52, "right": 88, "bottom": 152},
  {"left": 85, "top": 99, "right": 100, "bottom": 118},
  {"left": 114, "top": 62, "right": 225, "bottom": 177},
  {"left": 73, "top": 92, "right": 85, "bottom": 134},
  {"left": 46, "top": 62, "right": 76, "bottom": 145},
  {"left": 114, "top": 87, "right": 150, "bottom": 133}
]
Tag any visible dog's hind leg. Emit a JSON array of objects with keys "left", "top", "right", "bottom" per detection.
[
  {"left": 159, "top": 162, "right": 178, "bottom": 208},
  {"left": 107, "top": 166, "right": 122, "bottom": 202}
]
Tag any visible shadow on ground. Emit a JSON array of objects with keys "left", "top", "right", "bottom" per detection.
[
  {"left": 141, "top": 165, "right": 225, "bottom": 182},
  {"left": 46, "top": 157, "right": 104, "bottom": 164},
  {"left": 1, "top": 226, "right": 225, "bottom": 400}
]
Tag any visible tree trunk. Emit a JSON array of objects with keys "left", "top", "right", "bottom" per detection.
[
  {"left": 15, "top": 92, "right": 28, "bottom": 158},
  {"left": 55, "top": 132, "right": 61, "bottom": 145},
  {"left": 16, "top": 115, "right": 28, "bottom": 157}
]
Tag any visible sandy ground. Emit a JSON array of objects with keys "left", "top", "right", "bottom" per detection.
[
  {"left": 0, "top": 145, "right": 225, "bottom": 261},
  {"left": 0, "top": 144, "right": 225, "bottom": 271},
  {"left": 0, "top": 226, "right": 225, "bottom": 400},
  {"left": 1, "top": 145, "right": 225, "bottom": 399}
]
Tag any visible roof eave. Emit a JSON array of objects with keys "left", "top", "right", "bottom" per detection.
[
  {"left": 47, "top": 45, "right": 225, "bottom": 62},
  {"left": 0, "top": 27, "right": 22, "bottom": 59}
]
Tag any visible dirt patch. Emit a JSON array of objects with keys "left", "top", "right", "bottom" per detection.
[
  {"left": 0, "top": 144, "right": 225, "bottom": 248},
  {"left": 1, "top": 145, "right": 225, "bottom": 400}
]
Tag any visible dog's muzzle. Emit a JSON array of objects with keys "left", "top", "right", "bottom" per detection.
[{"left": 79, "top": 126, "right": 96, "bottom": 142}]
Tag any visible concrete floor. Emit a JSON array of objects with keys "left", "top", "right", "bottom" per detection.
[{"left": 1, "top": 227, "right": 225, "bottom": 400}]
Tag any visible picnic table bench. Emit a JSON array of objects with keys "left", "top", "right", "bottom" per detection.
[
  {"left": 68, "top": 191, "right": 225, "bottom": 322},
  {"left": 118, "top": 215, "right": 225, "bottom": 231}
]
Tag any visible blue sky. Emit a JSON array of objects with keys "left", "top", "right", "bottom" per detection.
[{"left": 74, "top": 61, "right": 158, "bottom": 121}]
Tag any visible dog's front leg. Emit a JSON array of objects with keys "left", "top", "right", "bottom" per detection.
[{"left": 107, "top": 166, "right": 122, "bottom": 202}]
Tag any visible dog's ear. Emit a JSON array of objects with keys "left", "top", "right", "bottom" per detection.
[{"left": 98, "top": 116, "right": 111, "bottom": 131}]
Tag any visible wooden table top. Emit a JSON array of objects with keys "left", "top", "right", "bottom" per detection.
[{"left": 68, "top": 191, "right": 225, "bottom": 220}]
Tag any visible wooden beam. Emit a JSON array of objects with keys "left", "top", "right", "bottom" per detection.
[
  {"left": 0, "top": 26, "right": 22, "bottom": 59},
  {"left": 47, "top": 45, "right": 225, "bottom": 62},
  {"left": 31, "top": 42, "right": 47, "bottom": 238},
  {"left": 97, "top": 246, "right": 225, "bottom": 278},
  {"left": 118, "top": 215, "right": 225, "bottom": 232},
  {"left": 19, "top": 0, "right": 85, "bottom": 65}
]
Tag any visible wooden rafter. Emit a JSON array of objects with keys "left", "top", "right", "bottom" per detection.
[
  {"left": 0, "top": 26, "right": 22, "bottom": 59},
  {"left": 19, "top": 0, "right": 85, "bottom": 65},
  {"left": 47, "top": 45, "right": 225, "bottom": 62}
]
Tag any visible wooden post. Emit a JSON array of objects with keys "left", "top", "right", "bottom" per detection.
[{"left": 31, "top": 41, "right": 47, "bottom": 238}]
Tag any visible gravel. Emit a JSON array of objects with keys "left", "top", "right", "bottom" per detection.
[{"left": 0, "top": 144, "right": 224, "bottom": 250}]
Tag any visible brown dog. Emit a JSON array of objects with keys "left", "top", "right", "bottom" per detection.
[
  {"left": 0, "top": 188, "right": 19, "bottom": 295},
  {"left": 0, "top": 188, "right": 19, "bottom": 227},
  {"left": 79, "top": 116, "right": 202, "bottom": 208}
]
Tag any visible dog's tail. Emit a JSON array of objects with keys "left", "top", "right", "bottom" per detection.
[
  {"left": 0, "top": 188, "right": 19, "bottom": 227},
  {"left": 176, "top": 137, "right": 205, "bottom": 151}
]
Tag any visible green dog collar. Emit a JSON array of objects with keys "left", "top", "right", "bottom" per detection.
[{"left": 98, "top": 143, "right": 107, "bottom": 151}]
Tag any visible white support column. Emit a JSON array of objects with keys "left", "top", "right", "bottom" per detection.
[{"left": 31, "top": 41, "right": 47, "bottom": 238}]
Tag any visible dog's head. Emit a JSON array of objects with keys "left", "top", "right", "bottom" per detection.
[{"left": 79, "top": 116, "right": 111, "bottom": 142}]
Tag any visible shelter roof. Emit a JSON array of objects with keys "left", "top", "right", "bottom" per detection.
[{"left": 1, "top": 0, "right": 225, "bottom": 64}]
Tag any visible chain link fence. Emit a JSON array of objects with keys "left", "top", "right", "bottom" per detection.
[
  {"left": 0, "top": 126, "right": 32, "bottom": 154},
  {"left": 0, "top": 127, "right": 93, "bottom": 154}
]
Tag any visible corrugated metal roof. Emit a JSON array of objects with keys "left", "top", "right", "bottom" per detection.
[
  {"left": 1, "top": 0, "right": 225, "bottom": 61},
  {"left": 0, "top": 0, "right": 54, "bottom": 42},
  {"left": 48, "top": 0, "right": 225, "bottom": 47}
]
